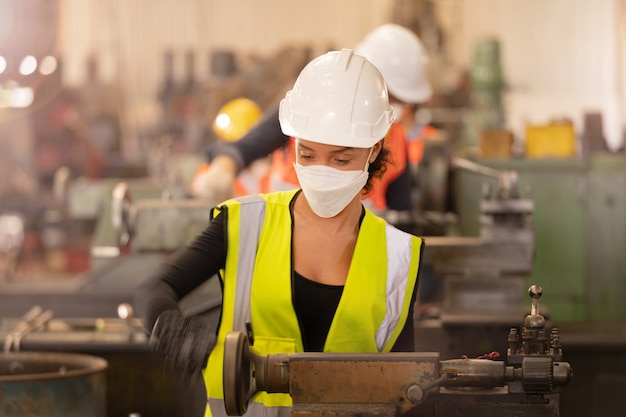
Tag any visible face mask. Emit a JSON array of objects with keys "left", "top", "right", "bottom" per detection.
[{"left": 294, "top": 147, "right": 372, "bottom": 218}]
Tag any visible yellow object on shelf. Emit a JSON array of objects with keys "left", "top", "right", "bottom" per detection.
[
  {"left": 525, "top": 123, "right": 576, "bottom": 158},
  {"left": 480, "top": 129, "right": 514, "bottom": 158}
]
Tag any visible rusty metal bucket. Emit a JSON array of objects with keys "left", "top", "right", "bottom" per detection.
[{"left": 0, "top": 351, "right": 108, "bottom": 417}]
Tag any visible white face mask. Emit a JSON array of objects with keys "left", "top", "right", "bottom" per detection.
[{"left": 294, "top": 147, "right": 372, "bottom": 218}]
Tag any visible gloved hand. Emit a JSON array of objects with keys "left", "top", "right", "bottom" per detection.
[
  {"left": 189, "top": 156, "right": 238, "bottom": 199},
  {"left": 150, "top": 310, "right": 216, "bottom": 384}
]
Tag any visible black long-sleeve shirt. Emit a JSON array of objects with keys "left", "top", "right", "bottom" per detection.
[{"left": 134, "top": 199, "right": 418, "bottom": 352}]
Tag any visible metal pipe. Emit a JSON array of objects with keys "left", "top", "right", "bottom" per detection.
[{"left": 452, "top": 158, "right": 502, "bottom": 179}]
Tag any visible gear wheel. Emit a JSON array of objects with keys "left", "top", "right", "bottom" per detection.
[{"left": 522, "top": 356, "right": 554, "bottom": 392}]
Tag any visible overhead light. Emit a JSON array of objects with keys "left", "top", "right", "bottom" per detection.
[
  {"left": 0, "top": 84, "right": 34, "bottom": 109},
  {"left": 39, "top": 55, "right": 57, "bottom": 75},
  {"left": 215, "top": 114, "right": 231, "bottom": 130},
  {"left": 0, "top": 56, "right": 6, "bottom": 74},
  {"left": 11, "top": 87, "right": 34, "bottom": 108},
  {"left": 19, "top": 55, "right": 37, "bottom": 75}
]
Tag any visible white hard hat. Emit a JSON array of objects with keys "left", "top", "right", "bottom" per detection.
[
  {"left": 279, "top": 48, "right": 394, "bottom": 149},
  {"left": 355, "top": 24, "right": 432, "bottom": 104}
]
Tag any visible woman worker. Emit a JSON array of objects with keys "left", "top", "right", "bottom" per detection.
[{"left": 135, "top": 48, "right": 424, "bottom": 417}]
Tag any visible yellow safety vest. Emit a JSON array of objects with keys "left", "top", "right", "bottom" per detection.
[{"left": 203, "top": 190, "right": 423, "bottom": 417}]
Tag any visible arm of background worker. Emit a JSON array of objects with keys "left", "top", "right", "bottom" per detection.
[
  {"left": 206, "top": 105, "right": 288, "bottom": 173},
  {"left": 190, "top": 155, "right": 240, "bottom": 199}
]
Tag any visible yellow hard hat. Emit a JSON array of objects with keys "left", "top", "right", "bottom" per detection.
[{"left": 212, "top": 98, "right": 262, "bottom": 142}]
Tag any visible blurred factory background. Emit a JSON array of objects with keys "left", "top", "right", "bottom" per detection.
[{"left": 0, "top": 0, "right": 625, "bottom": 416}]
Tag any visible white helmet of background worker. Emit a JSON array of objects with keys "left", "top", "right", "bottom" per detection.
[
  {"left": 354, "top": 23, "right": 432, "bottom": 104},
  {"left": 279, "top": 48, "right": 394, "bottom": 148}
]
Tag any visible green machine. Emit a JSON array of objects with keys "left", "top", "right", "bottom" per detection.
[{"left": 453, "top": 154, "right": 626, "bottom": 322}]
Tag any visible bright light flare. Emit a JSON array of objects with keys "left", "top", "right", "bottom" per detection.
[
  {"left": 39, "top": 55, "right": 57, "bottom": 75},
  {"left": 19, "top": 55, "right": 37, "bottom": 75},
  {"left": 0, "top": 86, "right": 34, "bottom": 109},
  {"left": 215, "top": 113, "right": 231, "bottom": 130},
  {"left": 11, "top": 87, "right": 34, "bottom": 108}
]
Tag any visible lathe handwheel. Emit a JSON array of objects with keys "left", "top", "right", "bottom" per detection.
[{"left": 223, "top": 331, "right": 251, "bottom": 416}]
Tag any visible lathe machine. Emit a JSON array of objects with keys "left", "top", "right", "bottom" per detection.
[{"left": 221, "top": 285, "right": 573, "bottom": 417}]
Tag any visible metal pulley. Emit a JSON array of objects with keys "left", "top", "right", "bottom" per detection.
[
  {"left": 223, "top": 331, "right": 291, "bottom": 416},
  {"left": 223, "top": 332, "right": 253, "bottom": 416},
  {"left": 109, "top": 181, "right": 219, "bottom": 253}
]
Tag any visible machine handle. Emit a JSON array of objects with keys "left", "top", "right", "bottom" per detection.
[
  {"left": 111, "top": 182, "right": 134, "bottom": 247},
  {"left": 406, "top": 374, "right": 450, "bottom": 402}
]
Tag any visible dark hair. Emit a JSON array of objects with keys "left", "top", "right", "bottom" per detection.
[{"left": 363, "top": 138, "right": 390, "bottom": 193}]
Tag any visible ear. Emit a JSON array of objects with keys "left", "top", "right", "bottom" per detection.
[{"left": 369, "top": 140, "right": 384, "bottom": 163}]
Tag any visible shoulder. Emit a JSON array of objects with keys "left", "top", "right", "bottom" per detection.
[
  {"left": 263, "top": 190, "right": 299, "bottom": 206},
  {"left": 363, "top": 208, "right": 423, "bottom": 245},
  {"left": 215, "top": 190, "right": 299, "bottom": 214}
]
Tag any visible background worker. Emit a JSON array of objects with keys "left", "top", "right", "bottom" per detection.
[
  {"left": 355, "top": 24, "right": 440, "bottom": 185},
  {"left": 190, "top": 23, "right": 436, "bottom": 233},
  {"left": 135, "top": 49, "right": 424, "bottom": 417},
  {"left": 191, "top": 97, "right": 269, "bottom": 201}
]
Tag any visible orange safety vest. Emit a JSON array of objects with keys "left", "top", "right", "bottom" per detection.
[
  {"left": 263, "top": 123, "right": 409, "bottom": 212},
  {"left": 262, "top": 139, "right": 299, "bottom": 193},
  {"left": 366, "top": 123, "right": 407, "bottom": 211},
  {"left": 407, "top": 125, "right": 438, "bottom": 165}
]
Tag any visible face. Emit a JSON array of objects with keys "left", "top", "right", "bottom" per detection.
[
  {"left": 295, "top": 139, "right": 381, "bottom": 170},
  {"left": 389, "top": 94, "right": 417, "bottom": 129}
]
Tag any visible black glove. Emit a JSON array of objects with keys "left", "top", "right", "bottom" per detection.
[{"left": 150, "top": 310, "right": 216, "bottom": 384}]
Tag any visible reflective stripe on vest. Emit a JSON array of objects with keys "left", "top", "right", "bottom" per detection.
[
  {"left": 204, "top": 190, "right": 421, "bottom": 417},
  {"left": 377, "top": 222, "right": 415, "bottom": 350},
  {"left": 230, "top": 194, "right": 266, "bottom": 332}
]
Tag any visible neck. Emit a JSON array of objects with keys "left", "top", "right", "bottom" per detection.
[{"left": 295, "top": 193, "right": 362, "bottom": 231}]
